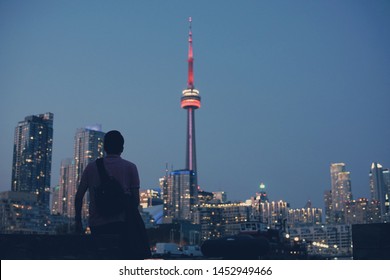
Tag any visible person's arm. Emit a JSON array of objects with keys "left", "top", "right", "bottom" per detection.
[
  {"left": 130, "top": 164, "right": 140, "bottom": 207},
  {"left": 132, "top": 188, "right": 140, "bottom": 207},
  {"left": 75, "top": 167, "right": 89, "bottom": 233}
]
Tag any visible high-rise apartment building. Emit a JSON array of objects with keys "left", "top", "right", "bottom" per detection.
[
  {"left": 175, "top": 169, "right": 197, "bottom": 221},
  {"left": 369, "top": 162, "right": 390, "bottom": 221},
  {"left": 163, "top": 170, "right": 197, "bottom": 223},
  {"left": 50, "top": 184, "right": 61, "bottom": 215},
  {"left": 383, "top": 168, "right": 390, "bottom": 193},
  {"left": 335, "top": 171, "right": 352, "bottom": 208},
  {"left": 66, "top": 125, "right": 105, "bottom": 218},
  {"left": 160, "top": 175, "right": 169, "bottom": 221},
  {"left": 324, "top": 190, "right": 333, "bottom": 224},
  {"left": 73, "top": 125, "right": 105, "bottom": 185},
  {"left": 329, "top": 163, "right": 352, "bottom": 224},
  {"left": 11, "top": 113, "right": 54, "bottom": 208},
  {"left": 55, "top": 158, "right": 74, "bottom": 216},
  {"left": 344, "top": 198, "right": 370, "bottom": 225}
]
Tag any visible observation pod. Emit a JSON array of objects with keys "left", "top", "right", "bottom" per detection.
[{"left": 181, "top": 89, "right": 201, "bottom": 109}]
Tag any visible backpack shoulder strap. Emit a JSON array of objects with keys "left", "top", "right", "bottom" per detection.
[{"left": 96, "top": 158, "right": 109, "bottom": 182}]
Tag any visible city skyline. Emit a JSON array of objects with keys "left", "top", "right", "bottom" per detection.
[{"left": 1, "top": 1, "right": 389, "bottom": 209}]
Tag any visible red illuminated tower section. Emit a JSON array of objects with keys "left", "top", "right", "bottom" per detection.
[{"left": 181, "top": 17, "right": 201, "bottom": 173}]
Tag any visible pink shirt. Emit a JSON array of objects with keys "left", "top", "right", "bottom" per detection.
[{"left": 78, "top": 155, "right": 140, "bottom": 227}]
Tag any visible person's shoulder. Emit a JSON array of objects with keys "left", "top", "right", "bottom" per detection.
[
  {"left": 85, "top": 160, "right": 98, "bottom": 172},
  {"left": 79, "top": 161, "right": 98, "bottom": 180},
  {"left": 121, "top": 158, "right": 137, "bottom": 169},
  {"left": 88, "top": 159, "right": 99, "bottom": 167}
]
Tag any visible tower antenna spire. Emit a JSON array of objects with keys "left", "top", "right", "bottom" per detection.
[{"left": 187, "top": 16, "right": 194, "bottom": 89}]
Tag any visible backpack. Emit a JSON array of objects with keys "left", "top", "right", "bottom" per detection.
[{"left": 95, "top": 158, "right": 126, "bottom": 217}]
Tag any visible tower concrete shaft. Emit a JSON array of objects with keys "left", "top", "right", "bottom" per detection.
[{"left": 186, "top": 106, "right": 196, "bottom": 172}]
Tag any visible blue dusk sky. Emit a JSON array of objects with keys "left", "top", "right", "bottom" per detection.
[{"left": 0, "top": 0, "right": 389, "bottom": 209}]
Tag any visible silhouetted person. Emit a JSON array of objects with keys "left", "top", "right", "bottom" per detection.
[{"left": 75, "top": 130, "right": 151, "bottom": 259}]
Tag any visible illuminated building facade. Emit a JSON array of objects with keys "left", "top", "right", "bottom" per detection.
[
  {"left": 329, "top": 163, "right": 352, "bottom": 224},
  {"left": 11, "top": 113, "right": 54, "bottom": 208},
  {"left": 196, "top": 203, "right": 224, "bottom": 240},
  {"left": 247, "top": 185, "right": 290, "bottom": 227},
  {"left": 197, "top": 190, "right": 214, "bottom": 205},
  {"left": 288, "top": 207, "right": 322, "bottom": 227},
  {"left": 164, "top": 170, "right": 197, "bottom": 223},
  {"left": 344, "top": 198, "right": 370, "bottom": 225},
  {"left": 195, "top": 202, "right": 251, "bottom": 240},
  {"left": 258, "top": 200, "right": 290, "bottom": 228}
]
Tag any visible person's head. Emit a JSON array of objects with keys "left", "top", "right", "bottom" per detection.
[{"left": 104, "top": 130, "right": 124, "bottom": 155}]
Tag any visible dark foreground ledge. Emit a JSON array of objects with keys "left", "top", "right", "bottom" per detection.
[
  {"left": 0, "top": 234, "right": 126, "bottom": 260},
  {"left": 352, "top": 223, "right": 390, "bottom": 260},
  {"left": 2, "top": 223, "right": 390, "bottom": 260}
]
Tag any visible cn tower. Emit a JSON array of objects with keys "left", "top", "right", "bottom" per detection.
[{"left": 181, "top": 17, "right": 201, "bottom": 173}]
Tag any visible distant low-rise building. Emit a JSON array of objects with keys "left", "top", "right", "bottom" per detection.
[
  {"left": 289, "top": 224, "right": 352, "bottom": 257},
  {"left": 140, "top": 188, "right": 163, "bottom": 209},
  {"left": 0, "top": 191, "right": 52, "bottom": 234}
]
